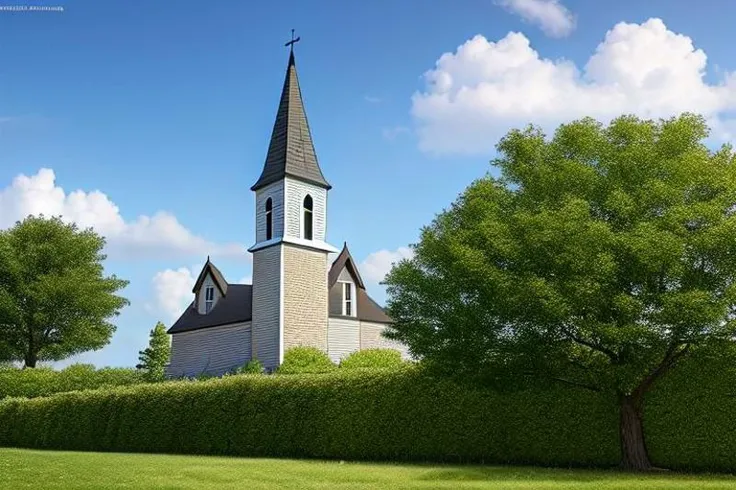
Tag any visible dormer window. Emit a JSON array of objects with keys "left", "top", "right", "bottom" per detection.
[
  {"left": 303, "top": 194, "right": 313, "bottom": 240},
  {"left": 265, "top": 197, "right": 273, "bottom": 241},
  {"left": 342, "top": 282, "right": 354, "bottom": 317},
  {"left": 205, "top": 286, "right": 214, "bottom": 313}
]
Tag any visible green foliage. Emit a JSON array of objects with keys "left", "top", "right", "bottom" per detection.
[
  {"left": 277, "top": 346, "right": 336, "bottom": 374},
  {"left": 0, "top": 215, "right": 129, "bottom": 367},
  {"left": 0, "top": 367, "right": 616, "bottom": 466},
  {"left": 339, "top": 348, "right": 406, "bottom": 370},
  {"left": 232, "top": 359, "right": 265, "bottom": 375},
  {"left": 136, "top": 322, "right": 171, "bottom": 382},
  {"left": 0, "top": 363, "right": 145, "bottom": 400},
  {"left": 1, "top": 352, "right": 735, "bottom": 471},
  {"left": 383, "top": 114, "right": 736, "bottom": 468}
]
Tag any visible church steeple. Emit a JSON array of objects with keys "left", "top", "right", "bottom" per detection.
[{"left": 251, "top": 35, "right": 330, "bottom": 192}]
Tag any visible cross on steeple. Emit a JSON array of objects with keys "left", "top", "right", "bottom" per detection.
[{"left": 284, "top": 29, "right": 300, "bottom": 53}]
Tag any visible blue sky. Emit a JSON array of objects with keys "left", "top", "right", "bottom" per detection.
[{"left": 2, "top": 0, "right": 736, "bottom": 367}]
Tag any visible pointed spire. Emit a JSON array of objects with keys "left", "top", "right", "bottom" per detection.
[{"left": 251, "top": 35, "right": 331, "bottom": 192}]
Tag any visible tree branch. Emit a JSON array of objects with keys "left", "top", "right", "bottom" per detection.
[
  {"left": 561, "top": 326, "right": 619, "bottom": 363},
  {"left": 633, "top": 342, "right": 690, "bottom": 401}
]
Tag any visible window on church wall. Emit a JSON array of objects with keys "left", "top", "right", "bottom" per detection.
[
  {"left": 205, "top": 286, "right": 214, "bottom": 314},
  {"left": 303, "top": 194, "right": 313, "bottom": 240},
  {"left": 265, "top": 197, "right": 273, "bottom": 240},
  {"left": 342, "top": 282, "right": 353, "bottom": 317}
]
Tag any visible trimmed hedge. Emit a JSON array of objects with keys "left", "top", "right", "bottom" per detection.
[
  {"left": 0, "top": 364, "right": 145, "bottom": 400},
  {"left": 277, "top": 346, "right": 336, "bottom": 374},
  {"left": 339, "top": 348, "right": 406, "bottom": 370},
  {"left": 0, "top": 367, "right": 618, "bottom": 466},
  {"left": 0, "top": 351, "right": 734, "bottom": 471}
]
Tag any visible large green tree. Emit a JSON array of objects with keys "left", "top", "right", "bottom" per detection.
[
  {"left": 384, "top": 114, "right": 736, "bottom": 471},
  {"left": 136, "top": 321, "right": 170, "bottom": 381},
  {"left": 0, "top": 216, "right": 129, "bottom": 367}
]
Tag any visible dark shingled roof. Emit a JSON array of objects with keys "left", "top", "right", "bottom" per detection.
[
  {"left": 192, "top": 257, "right": 228, "bottom": 295},
  {"left": 167, "top": 245, "right": 392, "bottom": 334},
  {"left": 328, "top": 242, "right": 392, "bottom": 324},
  {"left": 328, "top": 242, "right": 365, "bottom": 290},
  {"left": 251, "top": 51, "right": 331, "bottom": 191},
  {"left": 167, "top": 284, "right": 253, "bottom": 334}
]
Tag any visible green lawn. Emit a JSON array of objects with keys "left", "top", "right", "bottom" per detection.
[{"left": 1, "top": 449, "right": 736, "bottom": 489}]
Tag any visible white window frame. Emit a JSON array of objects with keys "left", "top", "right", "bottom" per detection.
[
  {"left": 341, "top": 281, "right": 355, "bottom": 317},
  {"left": 205, "top": 286, "right": 214, "bottom": 314}
]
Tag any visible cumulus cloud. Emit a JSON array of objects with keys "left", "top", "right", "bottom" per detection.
[
  {"left": 360, "top": 247, "right": 414, "bottom": 284},
  {"left": 495, "top": 0, "right": 575, "bottom": 38},
  {"left": 382, "top": 126, "right": 411, "bottom": 141},
  {"left": 412, "top": 18, "right": 736, "bottom": 155},
  {"left": 0, "top": 168, "right": 245, "bottom": 259},
  {"left": 150, "top": 267, "right": 196, "bottom": 321}
]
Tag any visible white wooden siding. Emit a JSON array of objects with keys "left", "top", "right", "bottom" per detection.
[
  {"left": 328, "top": 317, "right": 360, "bottom": 363},
  {"left": 255, "top": 180, "right": 285, "bottom": 243},
  {"left": 284, "top": 178, "right": 326, "bottom": 242},
  {"left": 196, "top": 274, "right": 222, "bottom": 314},
  {"left": 167, "top": 322, "right": 251, "bottom": 377},
  {"left": 360, "top": 321, "right": 411, "bottom": 360},
  {"left": 252, "top": 245, "right": 282, "bottom": 370},
  {"left": 337, "top": 268, "right": 353, "bottom": 282}
]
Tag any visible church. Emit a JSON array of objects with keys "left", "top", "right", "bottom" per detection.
[{"left": 165, "top": 44, "right": 408, "bottom": 377}]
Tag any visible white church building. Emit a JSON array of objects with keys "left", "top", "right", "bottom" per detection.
[{"left": 166, "top": 47, "right": 408, "bottom": 376}]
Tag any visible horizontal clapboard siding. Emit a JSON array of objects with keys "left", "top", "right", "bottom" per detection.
[
  {"left": 255, "top": 180, "right": 285, "bottom": 243},
  {"left": 284, "top": 177, "right": 326, "bottom": 241},
  {"left": 327, "top": 317, "right": 360, "bottom": 363},
  {"left": 252, "top": 245, "right": 281, "bottom": 370},
  {"left": 360, "top": 321, "right": 411, "bottom": 360},
  {"left": 167, "top": 322, "right": 252, "bottom": 377}
]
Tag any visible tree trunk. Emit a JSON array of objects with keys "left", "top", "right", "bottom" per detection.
[
  {"left": 619, "top": 394, "right": 652, "bottom": 471},
  {"left": 23, "top": 353, "right": 37, "bottom": 368}
]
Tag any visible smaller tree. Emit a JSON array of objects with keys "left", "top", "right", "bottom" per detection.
[
  {"left": 136, "top": 321, "right": 170, "bottom": 382},
  {"left": 0, "top": 216, "right": 129, "bottom": 367}
]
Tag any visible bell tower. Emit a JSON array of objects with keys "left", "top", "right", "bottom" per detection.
[{"left": 248, "top": 32, "right": 338, "bottom": 371}]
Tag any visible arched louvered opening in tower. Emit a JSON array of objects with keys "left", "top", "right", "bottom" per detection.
[{"left": 303, "top": 194, "right": 313, "bottom": 240}]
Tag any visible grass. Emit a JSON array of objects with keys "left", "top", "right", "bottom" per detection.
[{"left": 1, "top": 449, "right": 736, "bottom": 489}]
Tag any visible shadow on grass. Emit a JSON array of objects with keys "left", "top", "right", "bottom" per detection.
[{"left": 415, "top": 466, "right": 736, "bottom": 483}]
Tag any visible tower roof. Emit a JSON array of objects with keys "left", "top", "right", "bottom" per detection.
[{"left": 251, "top": 49, "right": 331, "bottom": 191}]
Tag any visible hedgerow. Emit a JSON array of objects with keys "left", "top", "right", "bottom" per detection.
[
  {"left": 339, "top": 348, "right": 406, "bottom": 370},
  {"left": 277, "top": 346, "right": 336, "bottom": 374},
  {"left": 0, "top": 364, "right": 145, "bottom": 400},
  {"left": 0, "top": 351, "right": 733, "bottom": 471},
  {"left": 0, "top": 366, "right": 616, "bottom": 465}
]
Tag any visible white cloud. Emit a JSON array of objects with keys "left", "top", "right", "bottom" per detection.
[
  {"left": 149, "top": 265, "right": 252, "bottom": 321},
  {"left": 382, "top": 126, "right": 411, "bottom": 141},
  {"left": 496, "top": 0, "right": 575, "bottom": 38},
  {"left": 150, "top": 267, "right": 196, "bottom": 321},
  {"left": 360, "top": 246, "right": 414, "bottom": 284},
  {"left": 0, "top": 168, "right": 246, "bottom": 260},
  {"left": 412, "top": 18, "right": 736, "bottom": 155},
  {"left": 364, "top": 95, "right": 382, "bottom": 104}
]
